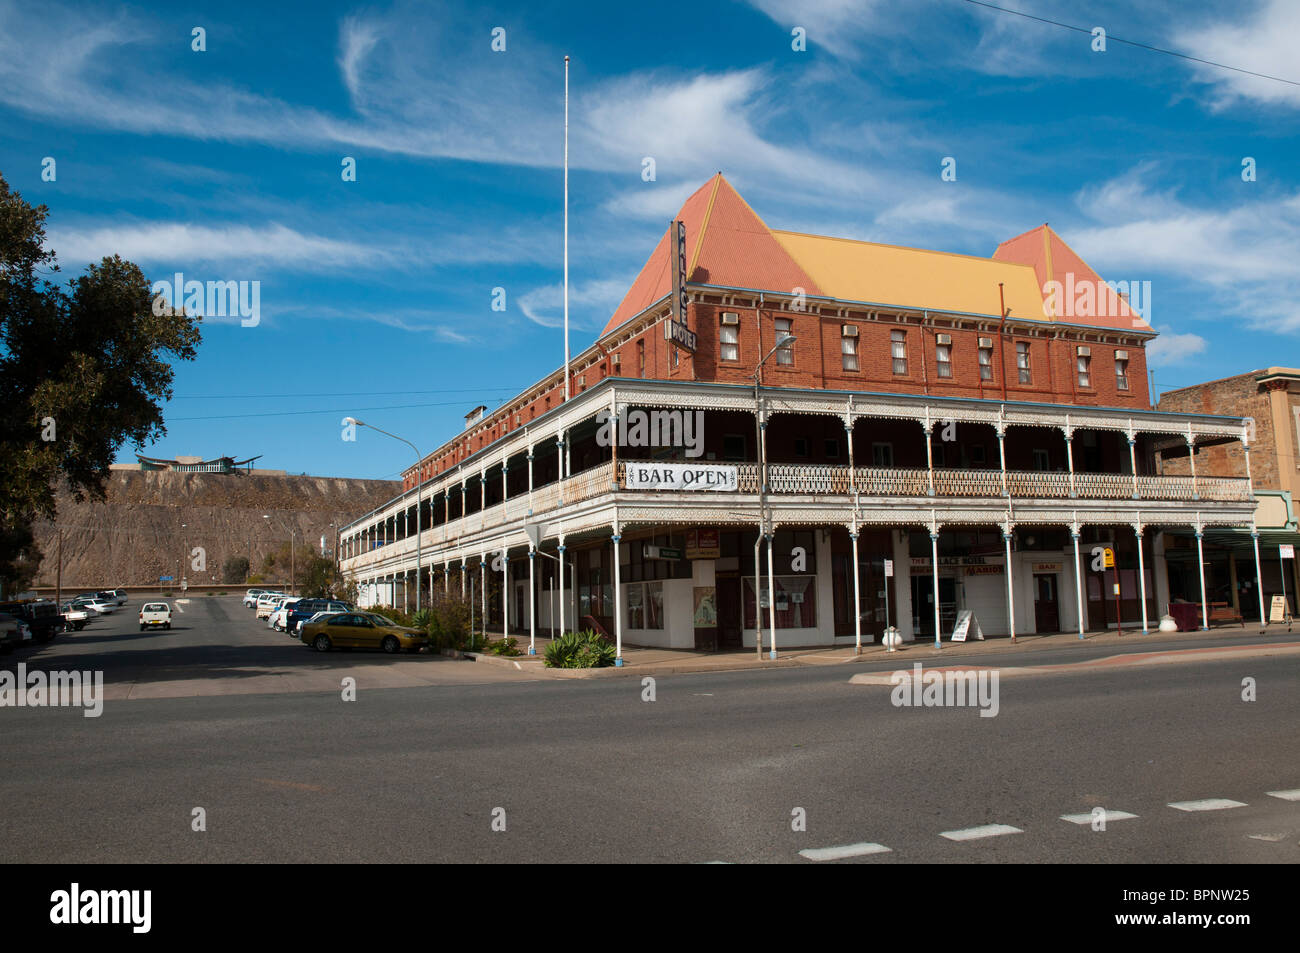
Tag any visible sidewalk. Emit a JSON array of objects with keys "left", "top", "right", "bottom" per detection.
[{"left": 465, "top": 620, "right": 1300, "bottom": 678}]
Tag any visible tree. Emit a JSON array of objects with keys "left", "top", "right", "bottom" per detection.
[
  {"left": 222, "top": 555, "right": 250, "bottom": 585},
  {"left": 0, "top": 173, "right": 201, "bottom": 595}
]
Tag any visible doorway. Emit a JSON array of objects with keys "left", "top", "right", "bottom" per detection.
[
  {"left": 1034, "top": 573, "right": 1060, "bottom": 632},
  {"left": 717, "top": 576, "right": 742, "bottom": 649},
  {"left": 911, "top": 574, "right": 957, "bottom": 638}
]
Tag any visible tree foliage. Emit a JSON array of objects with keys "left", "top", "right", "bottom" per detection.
[{"left": 0, "top": 173, "right": 201, "bottom": 592}]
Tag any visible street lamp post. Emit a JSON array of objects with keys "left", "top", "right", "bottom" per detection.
[
  {"left": 752, "top": 332, "right": 795, "bottom": 661},
  {"left": 345, "top": 418, "right": 424, "bottom": 611}
]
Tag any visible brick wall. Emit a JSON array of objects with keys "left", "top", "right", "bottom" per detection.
[{"left": 1157, "top": 371, "right": 1273, "bottom": 487}]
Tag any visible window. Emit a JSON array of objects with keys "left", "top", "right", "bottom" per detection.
[
  {"left": 842, "top": 333, "right": 859, "bottom": 371},
  {"left": 719, "top": 321, "right": 739, "bottom": 362},
  {"left": 1115, "top": 350, "right": 1130, "bottom": 390},
  {"left": 775, "top": 318, "right": 794, "bottom": 365},
  {"left": 1017, "top": 342, "right": 1032, "bottom": 384},
  {"left": 1077, "top": 347, "right": 1091, "bottom": 388},
  {"left": 978, "top": 337, "right": 994, "bottom": 381},
  {"left": 824, "top": 438, "right": 840, "bottom": 459},
  {"left": 723, "top": 434, "right": 747, "bottom": 461},
  {"left": 794, "top": 438, "right": 810, "bottom": 458},
  {"left": 1032, "top": 449, "right": 1051, "bottom": 471},
  {"left": 637, "top": 339, "right": 646, "bottom": 377},
  {"left": 872, "top": 442, "right": 894, "bottom": 466},
  {"left": 625, "top": 581, "right": 664, "bottom": 630},
  {"left": 936, "top": 335, "right": 952, "bottom": 378},
  {"left": 891, "top": 330, "right": 908, "bottom": 374}
]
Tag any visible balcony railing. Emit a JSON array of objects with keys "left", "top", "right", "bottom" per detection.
[{"left": 344, "top": 461, "right": 1252, "bottom": 568}]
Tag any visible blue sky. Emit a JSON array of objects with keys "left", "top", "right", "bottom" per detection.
[{"left": 2, "top": 0, "right": 1297, "bottom": 481}]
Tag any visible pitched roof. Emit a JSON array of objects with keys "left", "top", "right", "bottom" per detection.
[
  {"left": 599, "top": 175, "right": 1153, "bottom": 336},
  {"left": 992, "top": 224, "right": 1152, "bottom": 331},
  {"left": 600, "top": 175, "right": 822, "bottom": 336},
  {"left": 771, "top": 231, "right": 1045, "bottom": 322}
]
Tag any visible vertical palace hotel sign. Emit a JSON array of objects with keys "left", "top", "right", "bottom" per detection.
[{"left": 664, "top": 219, "right": 697, "bottom": 352}]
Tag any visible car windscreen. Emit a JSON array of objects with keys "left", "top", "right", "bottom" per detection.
[
  {"left": 366, "top": 614, "right": 397, "bottom": 626},
  {"left": 143, "top": 604, "right": 168, "bottom": 611}
]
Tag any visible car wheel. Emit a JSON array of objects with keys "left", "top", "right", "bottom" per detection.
[
  {"left": 165, "top": 623, "right": 171, "bottom": 629},
  {"left": 314, "top": 634, "right": 332, "bottom": 652},
  {"left": 382, "top": 636, "right": 401, "bottom": 654},
  {"left": 140, "top": 625, "right": 146, "bottom": 631}
]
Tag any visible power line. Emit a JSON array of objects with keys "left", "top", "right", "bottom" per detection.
[
  {"left": 169, "top": 398, "right": 498, "bottom": 422},
  {"left": 169, "top": 388, "right": 519, "bottom": 400},
  {"left": 958, "top": 0, "right": 1300, "bottom": 88}
]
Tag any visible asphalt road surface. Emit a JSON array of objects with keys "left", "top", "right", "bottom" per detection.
[{"left": 1, "top": 596, "right": 1297, "bottom": 863}]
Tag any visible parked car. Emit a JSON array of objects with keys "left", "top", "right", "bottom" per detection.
[
  {"left": 243, "top": 589, "right": 269, "bottom": 608},
  {"left": 75, "top": 597, "right": 116, "bottom": 615},
  {"left": 286, "top": 598, "right": 353, "bottom": 635},
  {"left": 139, "top": 603, "right": 172, "bottom": 630},
  {"left": 300, "top": 612, "right": 428, "bottom": 654},
  {"left": 60, "top": 603, "right": 91, "bottom": 630},
  {"left": 268, "top": 598, "right": 301, "bottom": 631},
  {"left": 254, "top": 593, "right": 285, "bottom": 618},
  {"left": 294, "top": 610, "right": 345, "bottom": 636},
  {"left": 110, "top": 588, "right": 129, "bottom": 605},
  {"left": 0, "top": 599, "right": 64, "bottom": 642},
  {"left": 0, "top": 612, "right": 29, "bottom": 653}
]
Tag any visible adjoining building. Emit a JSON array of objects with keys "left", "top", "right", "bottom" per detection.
[
  {"left": 1157, "top": 368, "right": 1300, "bottom": 623},
  {"left": 338, "top": 175, "right": 1258, "bottom": 655}
]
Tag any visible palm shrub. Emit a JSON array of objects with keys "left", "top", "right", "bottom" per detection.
[{"left": 544, "top": 630, "right": 617, "bottom": 668}]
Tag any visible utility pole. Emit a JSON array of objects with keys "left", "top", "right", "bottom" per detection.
[{"left": 56, "top": 528, "right": 63, "bottom": 606}]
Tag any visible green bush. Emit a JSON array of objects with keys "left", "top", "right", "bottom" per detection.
[
  {"left": 483, "top": 636, "right": 522, "bottom": 657},
  {"left": 544, "top": 630, "right": 617, "bottom": 668}
]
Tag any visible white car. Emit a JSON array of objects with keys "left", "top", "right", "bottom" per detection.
[
  {"left": 139, "top": 603, "right": 172, "bottom": 630},
  {"left": 268, "top": 598, "right": 301, "bottom": 631},
  {"left": 76, "top": 597, "right": 115, "bottom": 615},
  {"left": 255, "top": 593, "right": 286, "bottom": 619},
  {"left": 60, "top": 603, "right": 90, "bottom": 630},
  {"left": 243, "top": 589, "right": 270, "bottom": 608},
  {"left": 111, "top": 588, "right": 129, "bottom": 605}
]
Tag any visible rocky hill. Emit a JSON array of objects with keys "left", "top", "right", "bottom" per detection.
[{"left": 30, "top": 469, "right": 399, "bottom": 588}]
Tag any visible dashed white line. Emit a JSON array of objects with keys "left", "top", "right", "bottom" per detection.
[
  {"left": 1167, "top": 799, "right": 1247, "bottom": 812},
  {"left": 940, "top": 824, "right": 1022, "bottom": 841},
  {"left": 799, "top": 842, "right": 892, "bottom": 861},
  {"left": 1266, "top": 789, "right": 1300, "bottom": 801},
  {"left": 1060, "top": 810, "right": 1139, "bottom": 825}
]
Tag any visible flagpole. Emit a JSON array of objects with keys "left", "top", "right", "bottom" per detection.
[{"left": 563, "top": 54, "right": 571, "bottom": 403}]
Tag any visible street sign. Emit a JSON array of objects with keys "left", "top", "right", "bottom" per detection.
[
  {"left": 884, "top": 559, "right": 894, "bottom": 577},
  {"left": 1281, "top": 544, "right": 1295, "bottom": 560},
  {"left": 1270, "top": 595, "right": 1287, "bottom": 623},
  {"left": 644, "top": 545, "right": 683, "bottom": 560},
  {"left": 159, "top": 576, "right": 173, "bottom": 581}
]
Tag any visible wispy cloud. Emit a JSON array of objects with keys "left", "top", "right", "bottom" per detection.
[
  {"left": 517, "top": 278, "right": 632, "bottom": 329},
  {"left": 1069, "top": 166, "right": 1300, "bottom": 330},
  {"left": 1147, "top": 326, "right": 1208, "bottom": 365},
  {"left": 1174, "top": 0, "right": 1300, "bottom": 110}
]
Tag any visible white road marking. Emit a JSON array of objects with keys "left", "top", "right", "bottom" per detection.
[
  {"left": 174, "top": 604, "right": 184, "bottom": 613},
  {"left": 1060, "top": 811, "right": 1139, "bottom": 825},
  {"left": 1247, "top": 833, "right": 1289, "bottom": 842},
  {"left": 940, "top": 824, "right": 1022, "bottom": 841},
  {"left": 799, "top": 842, "right": 892, "bottom": 861},
  {"left": 1266, "top": 789, "right": 1300, "bottom": 801},
  {"left": 1167, "top": 799, "right": 1247, "bottom": 812}
]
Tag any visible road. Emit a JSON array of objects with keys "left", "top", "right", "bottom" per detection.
[{"left": 1, "top": 596, "right": 1297, "bottom": 863}]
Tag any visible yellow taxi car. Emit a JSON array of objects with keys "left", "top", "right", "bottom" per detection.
[{"left": 299, "top": 612, "right": 428, "bottom": 654}]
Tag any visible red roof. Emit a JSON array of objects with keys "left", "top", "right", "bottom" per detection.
[
  {"left": 993, "top": 224, "right": 1152, "bottom": 331},
  {"left": 600, "top": 175, "right": 822, "bottom": 336}
]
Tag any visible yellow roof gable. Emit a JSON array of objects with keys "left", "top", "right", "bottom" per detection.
[{"left": 771, "top": 230, "right": 1047, "bottom": 321}]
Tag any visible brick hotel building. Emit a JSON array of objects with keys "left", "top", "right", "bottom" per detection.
[{"left": 338, "top": 175, "right": 1257, "bottom": 655}]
